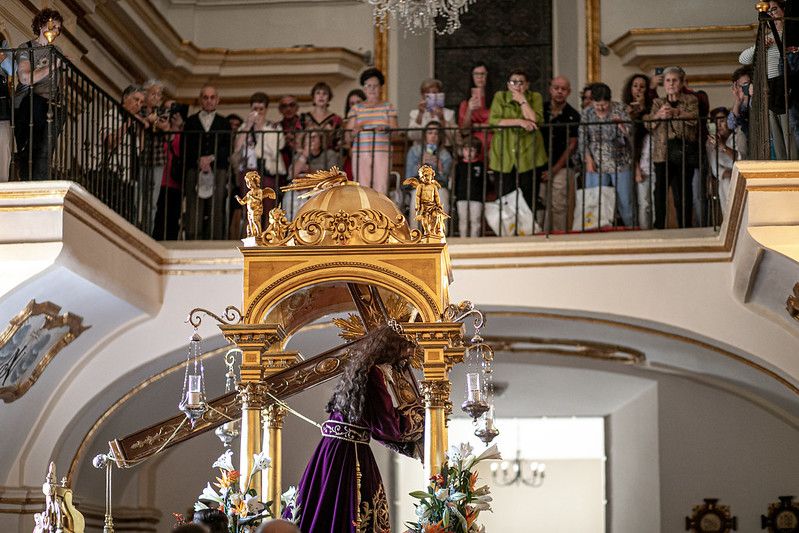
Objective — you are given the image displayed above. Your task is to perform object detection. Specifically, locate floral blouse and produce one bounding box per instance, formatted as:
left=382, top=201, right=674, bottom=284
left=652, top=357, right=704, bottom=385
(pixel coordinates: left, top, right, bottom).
left=579, top=101, right=632, bottom=174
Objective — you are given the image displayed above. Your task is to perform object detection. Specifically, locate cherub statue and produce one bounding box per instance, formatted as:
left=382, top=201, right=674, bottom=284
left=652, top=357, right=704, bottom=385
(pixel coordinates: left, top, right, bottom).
left=235, top=171, right=276, bottom=238
left=403, top=164, right=449, bottom=237
left=264, top=205, right=289, bottom=241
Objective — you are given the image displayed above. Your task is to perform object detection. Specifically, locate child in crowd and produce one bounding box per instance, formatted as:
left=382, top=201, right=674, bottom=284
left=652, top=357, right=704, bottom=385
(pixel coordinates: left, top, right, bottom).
left=455, top=137, right=486, bottom=237
left=404, top=121, right=452, bottom=230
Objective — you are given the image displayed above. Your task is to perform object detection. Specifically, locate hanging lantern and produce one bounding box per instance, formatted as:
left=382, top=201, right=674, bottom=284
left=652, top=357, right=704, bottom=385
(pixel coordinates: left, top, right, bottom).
left=474, top=405, right=499, bottom=444
left=461, top=333, right=491, bottom=420
left=215, top=350, right=240, bottom=447
left=179, top=331, right=208, bottom=427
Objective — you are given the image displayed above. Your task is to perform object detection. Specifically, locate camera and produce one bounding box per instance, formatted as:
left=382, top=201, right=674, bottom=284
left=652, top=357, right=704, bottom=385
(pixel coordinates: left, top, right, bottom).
left=655, top=67, right=664, bottom=75
left=741, top=83, right=751, bottom=97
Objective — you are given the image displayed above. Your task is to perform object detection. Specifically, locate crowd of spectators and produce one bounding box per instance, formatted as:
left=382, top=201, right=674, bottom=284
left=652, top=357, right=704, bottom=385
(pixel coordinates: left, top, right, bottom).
left=1, top=2, right=795, bottom=239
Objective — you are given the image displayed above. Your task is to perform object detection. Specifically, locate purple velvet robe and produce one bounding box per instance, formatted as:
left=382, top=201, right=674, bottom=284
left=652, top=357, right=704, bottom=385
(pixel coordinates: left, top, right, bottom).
left=287, top=366, right=424, bottom=533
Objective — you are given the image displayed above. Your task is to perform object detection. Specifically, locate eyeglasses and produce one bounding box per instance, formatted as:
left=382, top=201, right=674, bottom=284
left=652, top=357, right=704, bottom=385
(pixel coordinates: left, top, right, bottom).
left=363, top=83, right=381, bottom=90
left=508, top=79, right=526, bottom=86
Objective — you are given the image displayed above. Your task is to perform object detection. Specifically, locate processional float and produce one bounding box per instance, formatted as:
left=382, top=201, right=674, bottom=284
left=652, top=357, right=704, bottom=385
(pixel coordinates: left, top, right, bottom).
left=92, top=166, right=496, bottom=530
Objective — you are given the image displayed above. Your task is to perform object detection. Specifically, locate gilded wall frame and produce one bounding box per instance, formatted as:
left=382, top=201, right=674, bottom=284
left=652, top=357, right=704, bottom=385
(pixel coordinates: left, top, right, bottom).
left=0, top=300, right=89, bottom=403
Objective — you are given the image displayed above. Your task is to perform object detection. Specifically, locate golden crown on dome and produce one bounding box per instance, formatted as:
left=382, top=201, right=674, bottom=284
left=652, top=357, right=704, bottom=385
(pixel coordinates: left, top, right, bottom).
left=253, top=166, right=424, bottom=247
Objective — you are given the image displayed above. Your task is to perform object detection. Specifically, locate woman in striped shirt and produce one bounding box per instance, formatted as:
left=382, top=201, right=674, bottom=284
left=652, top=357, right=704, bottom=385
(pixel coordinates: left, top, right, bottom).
left=347, top=68, right=398, bottom=194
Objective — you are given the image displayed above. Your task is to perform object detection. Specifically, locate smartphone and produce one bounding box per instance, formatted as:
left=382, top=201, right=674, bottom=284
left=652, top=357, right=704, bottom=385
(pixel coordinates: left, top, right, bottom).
left=655, top=67, right=664, bottom=75
left=708, top=123, right=717, bottom=137
left=741, top=83, right=751, bottom=96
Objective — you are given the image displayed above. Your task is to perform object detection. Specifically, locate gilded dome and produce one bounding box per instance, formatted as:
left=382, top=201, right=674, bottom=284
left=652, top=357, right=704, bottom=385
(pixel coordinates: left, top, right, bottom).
left=291, top=181, right=413, bottom=245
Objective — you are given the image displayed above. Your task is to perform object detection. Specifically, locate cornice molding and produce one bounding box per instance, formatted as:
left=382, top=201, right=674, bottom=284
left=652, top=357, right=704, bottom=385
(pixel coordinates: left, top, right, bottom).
left=167, top=0, right=359, bottom=5
left=609, top=23, right=758, bottom=73
left=91, top=0, right=367, bottom=95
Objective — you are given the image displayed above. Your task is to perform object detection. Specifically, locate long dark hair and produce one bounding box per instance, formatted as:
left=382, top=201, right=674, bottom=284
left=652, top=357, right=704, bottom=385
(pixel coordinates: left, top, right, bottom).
left=345, top=88, right=366, bottom=119
left=326, top=325, right=415, bottom=423
left=468, top=61, right=493, bottom=100
left=622, top=73, right=653, bottom=111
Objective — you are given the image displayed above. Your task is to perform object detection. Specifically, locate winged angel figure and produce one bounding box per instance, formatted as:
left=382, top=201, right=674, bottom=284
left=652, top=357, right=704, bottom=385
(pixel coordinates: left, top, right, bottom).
left=403, top=164, right=449, bottom=237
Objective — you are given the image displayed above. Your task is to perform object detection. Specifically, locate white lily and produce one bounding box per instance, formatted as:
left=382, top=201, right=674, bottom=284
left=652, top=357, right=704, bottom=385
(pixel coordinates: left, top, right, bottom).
left=193, top=501, right=209, bottom=511
left=473, top=484, right=490, bottom=496
left=466, top=443, right=501, bottom=469
left=250, top=451, right=271, bottom=476
left=281, top=485, right=297, bottom=504
left=245, top=493, right=265, bottom=514
left=475, top=443, right=501, bottom=463
left=472, top=494, right=493, bottom=511
left=448, top=491, right=467, bottom=502
left=415, top=504, right=432, bottom=519
left=198, top=482, right=224, bottom=505
left=447, top=442, right=473, bottom=464
left=212, top=449, right=235, bottom=471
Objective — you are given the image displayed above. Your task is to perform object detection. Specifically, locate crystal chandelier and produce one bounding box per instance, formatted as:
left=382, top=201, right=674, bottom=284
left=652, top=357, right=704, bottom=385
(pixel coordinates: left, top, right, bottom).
left=368, top=0, right=478, bottom=35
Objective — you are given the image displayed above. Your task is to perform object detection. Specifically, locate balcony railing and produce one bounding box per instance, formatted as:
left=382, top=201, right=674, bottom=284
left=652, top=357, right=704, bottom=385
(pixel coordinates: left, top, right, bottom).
left=748, top=12, right=799, bottom=160
left=2, top=46, right=746, bottom=241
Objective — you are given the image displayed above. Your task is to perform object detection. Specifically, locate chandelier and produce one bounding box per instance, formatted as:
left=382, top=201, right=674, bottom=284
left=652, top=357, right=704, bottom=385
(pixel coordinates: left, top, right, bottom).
left=490, top=453, right=546, bottom=487
left=368, top=0, right=478, bottom=35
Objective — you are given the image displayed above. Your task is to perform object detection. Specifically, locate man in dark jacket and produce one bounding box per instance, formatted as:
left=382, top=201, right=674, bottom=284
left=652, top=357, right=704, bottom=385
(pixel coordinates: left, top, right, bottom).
left=183, top=84, right=231, bottom=240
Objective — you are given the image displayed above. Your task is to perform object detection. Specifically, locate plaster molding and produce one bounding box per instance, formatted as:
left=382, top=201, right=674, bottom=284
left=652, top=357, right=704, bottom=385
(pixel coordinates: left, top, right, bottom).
left=167, top=0, right=359, bottom=5
left=608, top=24, right=757, bottom=73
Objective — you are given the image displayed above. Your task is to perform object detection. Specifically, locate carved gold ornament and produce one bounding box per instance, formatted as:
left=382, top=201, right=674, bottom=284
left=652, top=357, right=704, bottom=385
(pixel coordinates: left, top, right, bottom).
left=0, top=300, right=89, bottom=402
left=421, top=379, right=451, bottom=407
left=259, top=207, right=418, bottom=246
left=280, top=166, right=349, bottom=198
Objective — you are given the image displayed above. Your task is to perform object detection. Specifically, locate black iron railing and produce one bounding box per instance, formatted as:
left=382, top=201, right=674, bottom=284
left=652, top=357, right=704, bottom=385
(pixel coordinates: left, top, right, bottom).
left=748, top=13, right=799, bottom=160
left=0, top=45, right=748, bottom=240
left=1, top=44, right=151, bottom=224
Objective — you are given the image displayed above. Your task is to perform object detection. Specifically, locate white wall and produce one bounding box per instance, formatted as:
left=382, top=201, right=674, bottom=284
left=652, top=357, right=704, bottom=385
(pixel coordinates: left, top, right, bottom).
left=607, top=385, right=661, bottom=533
left=152, top=0, right=374, bottom=52
left=657, top=374, right=799, bottom=532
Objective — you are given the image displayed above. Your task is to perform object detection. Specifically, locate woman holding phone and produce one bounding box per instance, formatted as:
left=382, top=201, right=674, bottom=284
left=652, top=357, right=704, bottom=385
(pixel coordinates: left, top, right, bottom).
left=459, top=62, right=493, bottom=159
left=408, top=78, right=455, bottom=145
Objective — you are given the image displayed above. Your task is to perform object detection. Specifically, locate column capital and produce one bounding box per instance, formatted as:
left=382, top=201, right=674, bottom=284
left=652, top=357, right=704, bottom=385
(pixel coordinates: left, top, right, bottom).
left=420, top=379, right=451, bottom=408
left=264, top=403, right=287, bottom=430
left=237, top=382, right=268, bottom=410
